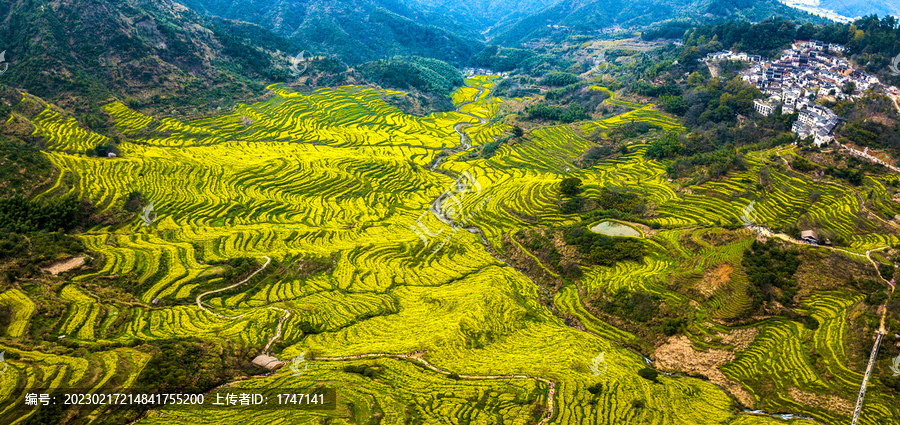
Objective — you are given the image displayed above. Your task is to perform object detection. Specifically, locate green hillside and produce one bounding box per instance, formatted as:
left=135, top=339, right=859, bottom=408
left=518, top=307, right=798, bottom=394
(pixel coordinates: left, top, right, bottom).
left=179, top=0, right=484, bottom=65
left=0, top=0, right=299, bottom=113
left=490, top=0, right=823, bottom=45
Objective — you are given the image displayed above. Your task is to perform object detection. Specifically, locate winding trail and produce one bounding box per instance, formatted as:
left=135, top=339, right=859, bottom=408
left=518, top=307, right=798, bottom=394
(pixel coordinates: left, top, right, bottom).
left=849, top=255, right=894, bottom=425
left=195, top=256, right=271, bottom=319
left=262, top=306, right=292, bottom=354
left=292, top=82, right=560, bottom=422
left=428, top=83, right=561, bottom=420
left=851, top=332, right=886, bottom=425
left=755, top=147, right=897, bottom=423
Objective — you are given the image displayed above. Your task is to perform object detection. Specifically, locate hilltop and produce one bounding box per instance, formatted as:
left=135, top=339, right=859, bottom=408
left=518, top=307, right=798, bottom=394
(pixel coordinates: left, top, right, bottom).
left=0, top=0, right=297, bottom=113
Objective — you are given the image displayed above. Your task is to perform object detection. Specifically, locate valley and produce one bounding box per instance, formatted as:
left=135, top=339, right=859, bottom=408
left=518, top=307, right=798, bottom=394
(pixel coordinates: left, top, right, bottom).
left=1, top=2, right=900, bottom=424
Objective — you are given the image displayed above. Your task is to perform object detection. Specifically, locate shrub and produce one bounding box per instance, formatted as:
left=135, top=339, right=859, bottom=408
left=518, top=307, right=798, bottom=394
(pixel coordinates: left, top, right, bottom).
left=360, top=56, right=464, bottom=96
left=343, top=364, right=383, bottom=378
left=559, top=177, right=583, bottom=196
left=638, top=368, right=659, bottom=383
left=597, top=291, right=660, bottom=323
left=0, top=195, right=88, bottom=233
left=742, top=240, right=801, bottom=308
left=563, top=226, right=644, bottom=266
left=597, top=188, right=645, bottom=214
left=560, top=197, right=584, bottom=214
left=645, top=132, right=683, bottom=160
left=660, top=318, right=684, bottom=336
left=527, top=104, right=589, bottom=123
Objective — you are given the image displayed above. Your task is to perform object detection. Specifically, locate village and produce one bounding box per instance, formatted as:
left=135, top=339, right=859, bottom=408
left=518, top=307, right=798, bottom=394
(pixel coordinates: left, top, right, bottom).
left=705, top=40, right=897, bottom=152
left=462, top=67, right=510, bottom=78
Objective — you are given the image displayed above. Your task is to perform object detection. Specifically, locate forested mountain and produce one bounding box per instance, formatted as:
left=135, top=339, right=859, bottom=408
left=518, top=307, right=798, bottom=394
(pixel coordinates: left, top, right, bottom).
left=489, top=0, right=822, bottom=45
left=0, top=0, right=296, bottom=112
left=816, top=0, right=900, bottom=19
left=398, top=0, right=560, bottom=33
left=176, top=0, right=484, bottom=65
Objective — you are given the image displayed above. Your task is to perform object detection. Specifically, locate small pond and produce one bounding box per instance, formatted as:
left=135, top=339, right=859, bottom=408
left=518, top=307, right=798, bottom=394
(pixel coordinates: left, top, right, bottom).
left=589, top=221, right=641, bottom=237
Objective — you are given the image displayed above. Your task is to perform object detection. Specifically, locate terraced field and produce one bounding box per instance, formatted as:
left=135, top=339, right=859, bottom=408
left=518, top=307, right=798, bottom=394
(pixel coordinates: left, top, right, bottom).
left=3, top=79, right=899, bottom=424
left=0, top=289, right=34, bottom=338
left=722, top=291, right=900, bottom=424
left=140, top=357, right=549, bottom=425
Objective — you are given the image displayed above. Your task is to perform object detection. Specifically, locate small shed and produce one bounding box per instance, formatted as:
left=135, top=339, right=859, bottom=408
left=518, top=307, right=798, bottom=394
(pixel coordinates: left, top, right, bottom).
left=108, top=152, right=117, bottom=158
left=251, top=355, right=285, bottom=370
left=800, top=230, right=818, bottom=244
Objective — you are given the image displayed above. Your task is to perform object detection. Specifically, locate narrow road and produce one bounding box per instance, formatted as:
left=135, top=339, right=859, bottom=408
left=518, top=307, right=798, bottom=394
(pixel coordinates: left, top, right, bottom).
left=769, top=145, right=895, bottom=421
left=196, top=256, right=271, bottom=319
left=850, top=332, right=885, bottom=425
left=754, top=225, right=893, bottom=424
left=205, top=81, right=558, bottom=423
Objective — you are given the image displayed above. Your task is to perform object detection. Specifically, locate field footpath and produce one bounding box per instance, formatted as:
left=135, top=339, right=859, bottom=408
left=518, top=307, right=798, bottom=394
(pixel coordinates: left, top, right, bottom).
left=262, top=306, right=292, bottom=354
left=195, top=256, right=272, bottom=319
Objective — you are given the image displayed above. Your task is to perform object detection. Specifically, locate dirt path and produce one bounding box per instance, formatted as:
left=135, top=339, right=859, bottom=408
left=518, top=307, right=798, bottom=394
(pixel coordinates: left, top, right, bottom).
left=195, top=256, right=271, bottom=319
left=262, top=306, right=291, bottom=354
left=850, top=332, right=885, bottom=425
left=429, top=84, right=487, bottom=171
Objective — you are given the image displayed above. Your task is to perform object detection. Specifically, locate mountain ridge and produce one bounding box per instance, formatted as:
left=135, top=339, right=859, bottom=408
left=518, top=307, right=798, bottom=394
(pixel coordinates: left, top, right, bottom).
left=176, top=0, right=484, bottom=64
left=0, top=0, right=296, bottom=113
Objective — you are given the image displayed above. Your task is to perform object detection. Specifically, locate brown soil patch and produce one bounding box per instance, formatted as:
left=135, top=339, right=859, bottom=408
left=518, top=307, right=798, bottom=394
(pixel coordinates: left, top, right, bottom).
left=653, top=335, right=755, bottom=407
left=549, top=231, right=580, bottom=260
left=699, top=228, right=743, bottom=246
left=695, top=263, right=734, bottom=297
left=42, top=256, right=87, bottom=276
left=787, top=387, right=853, bottom=413
left=720, top=328, right=758, bottom=351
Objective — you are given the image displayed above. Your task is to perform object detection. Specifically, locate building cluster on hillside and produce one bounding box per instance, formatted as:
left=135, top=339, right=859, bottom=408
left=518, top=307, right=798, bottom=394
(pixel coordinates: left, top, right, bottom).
left=791, top=104, right=840, bottom=146
left=705, top=40, right=891, bottom=147
left=705, top=50, right=762, bottom=63
left=740, top=40, right=876, bottom=101
left=463, top=68, right=509, bottom=78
